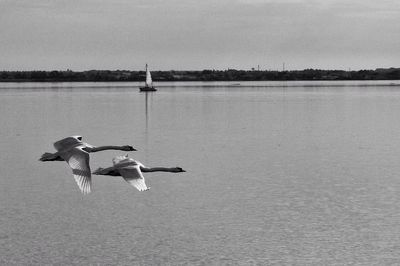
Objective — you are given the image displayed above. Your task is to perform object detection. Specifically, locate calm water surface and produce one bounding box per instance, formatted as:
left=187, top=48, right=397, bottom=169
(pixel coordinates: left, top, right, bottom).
left=1, top=81, right=400, bottom=265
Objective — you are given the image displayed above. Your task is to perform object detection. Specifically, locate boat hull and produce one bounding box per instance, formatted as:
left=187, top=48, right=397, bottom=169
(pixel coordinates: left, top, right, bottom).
left=140, top=87, right=157, bottom=92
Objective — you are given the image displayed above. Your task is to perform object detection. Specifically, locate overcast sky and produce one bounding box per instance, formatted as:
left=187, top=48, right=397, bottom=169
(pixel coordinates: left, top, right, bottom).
left=0, top=0, right=399, bottom=71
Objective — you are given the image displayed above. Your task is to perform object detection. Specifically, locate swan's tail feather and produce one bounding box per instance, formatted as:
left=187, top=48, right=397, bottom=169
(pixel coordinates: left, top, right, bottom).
left=39, top=152, right=63, bottom=161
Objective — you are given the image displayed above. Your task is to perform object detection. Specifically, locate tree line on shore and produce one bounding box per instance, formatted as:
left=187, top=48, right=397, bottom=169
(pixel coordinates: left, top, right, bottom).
left=0, top=68, right=399, bottom=82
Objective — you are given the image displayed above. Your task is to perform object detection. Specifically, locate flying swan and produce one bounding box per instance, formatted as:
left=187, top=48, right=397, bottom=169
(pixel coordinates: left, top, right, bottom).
left=92, top=155, right=185, bottom=191
left=39, top=136, right=136, bottom=194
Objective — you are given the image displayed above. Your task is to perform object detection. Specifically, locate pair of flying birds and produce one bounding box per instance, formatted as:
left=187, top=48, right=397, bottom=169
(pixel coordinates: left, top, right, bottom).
left=40, top=136, right=185, bottom=194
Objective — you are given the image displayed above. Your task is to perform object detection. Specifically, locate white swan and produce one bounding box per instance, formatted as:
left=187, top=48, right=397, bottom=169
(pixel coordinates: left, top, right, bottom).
left=39, top=136, right=136, bottom=194
left=92, top=155, right=185, bottom=191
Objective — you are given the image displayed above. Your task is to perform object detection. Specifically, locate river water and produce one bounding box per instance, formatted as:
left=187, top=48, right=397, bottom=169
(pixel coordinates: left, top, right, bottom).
left=1, top=81, right=400, bottom=265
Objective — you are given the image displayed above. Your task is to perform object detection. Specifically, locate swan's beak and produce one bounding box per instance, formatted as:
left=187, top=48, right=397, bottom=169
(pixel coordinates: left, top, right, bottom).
left=178, top=167, right=186, bottom=172
left=126, top=146, right=137, bottom=151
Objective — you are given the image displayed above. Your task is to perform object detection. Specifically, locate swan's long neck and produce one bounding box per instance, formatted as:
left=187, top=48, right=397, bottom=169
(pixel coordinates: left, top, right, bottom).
left=88, top=146, right=127, bottom=152
left=141, top=167, right=178, bottom=173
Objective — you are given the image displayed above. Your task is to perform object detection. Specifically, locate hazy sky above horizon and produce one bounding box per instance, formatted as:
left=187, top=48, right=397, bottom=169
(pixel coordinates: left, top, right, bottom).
left=0, top=0, right=399, bottom=71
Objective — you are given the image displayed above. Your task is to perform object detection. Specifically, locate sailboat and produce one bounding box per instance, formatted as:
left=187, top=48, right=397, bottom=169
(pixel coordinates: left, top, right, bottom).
left=140, top=64, right=157, bottom=92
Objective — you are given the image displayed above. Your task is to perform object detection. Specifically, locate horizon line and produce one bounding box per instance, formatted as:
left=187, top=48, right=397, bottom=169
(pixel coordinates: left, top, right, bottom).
left=1, top=67, right=399, bottom=72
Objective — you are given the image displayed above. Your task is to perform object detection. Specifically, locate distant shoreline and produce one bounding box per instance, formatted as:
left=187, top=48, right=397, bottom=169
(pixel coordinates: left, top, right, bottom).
left=1, top=68, right=399, bottom=82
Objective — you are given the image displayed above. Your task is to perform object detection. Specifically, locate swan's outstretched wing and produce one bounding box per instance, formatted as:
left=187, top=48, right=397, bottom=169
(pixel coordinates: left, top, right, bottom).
left=53, top=136, right=82, bottom=151
left=119, top=166, right=149, bottom=192
left=64, top=148, right=92, bottom=194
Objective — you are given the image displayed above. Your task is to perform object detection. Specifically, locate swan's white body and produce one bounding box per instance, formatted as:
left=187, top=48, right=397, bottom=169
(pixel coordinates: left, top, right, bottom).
left=93, top=155, right=185, bottom=192
left=115, top=157, right=150, bottom=191
left=40, top=136, right=136, bottom=194
left=53, top=136, right=93, bottom=194
left=95, top=156, right=150, bottom=191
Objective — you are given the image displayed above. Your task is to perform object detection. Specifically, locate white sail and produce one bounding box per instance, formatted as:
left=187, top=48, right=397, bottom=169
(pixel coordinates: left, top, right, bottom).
left=145, top=64, right=152, bottom=87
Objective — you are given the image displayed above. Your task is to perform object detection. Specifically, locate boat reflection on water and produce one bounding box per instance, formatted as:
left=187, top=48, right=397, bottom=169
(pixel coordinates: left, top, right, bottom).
left=141, top=91, right=153, bottom=162
left=144, top=91, right=150, bottom=131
